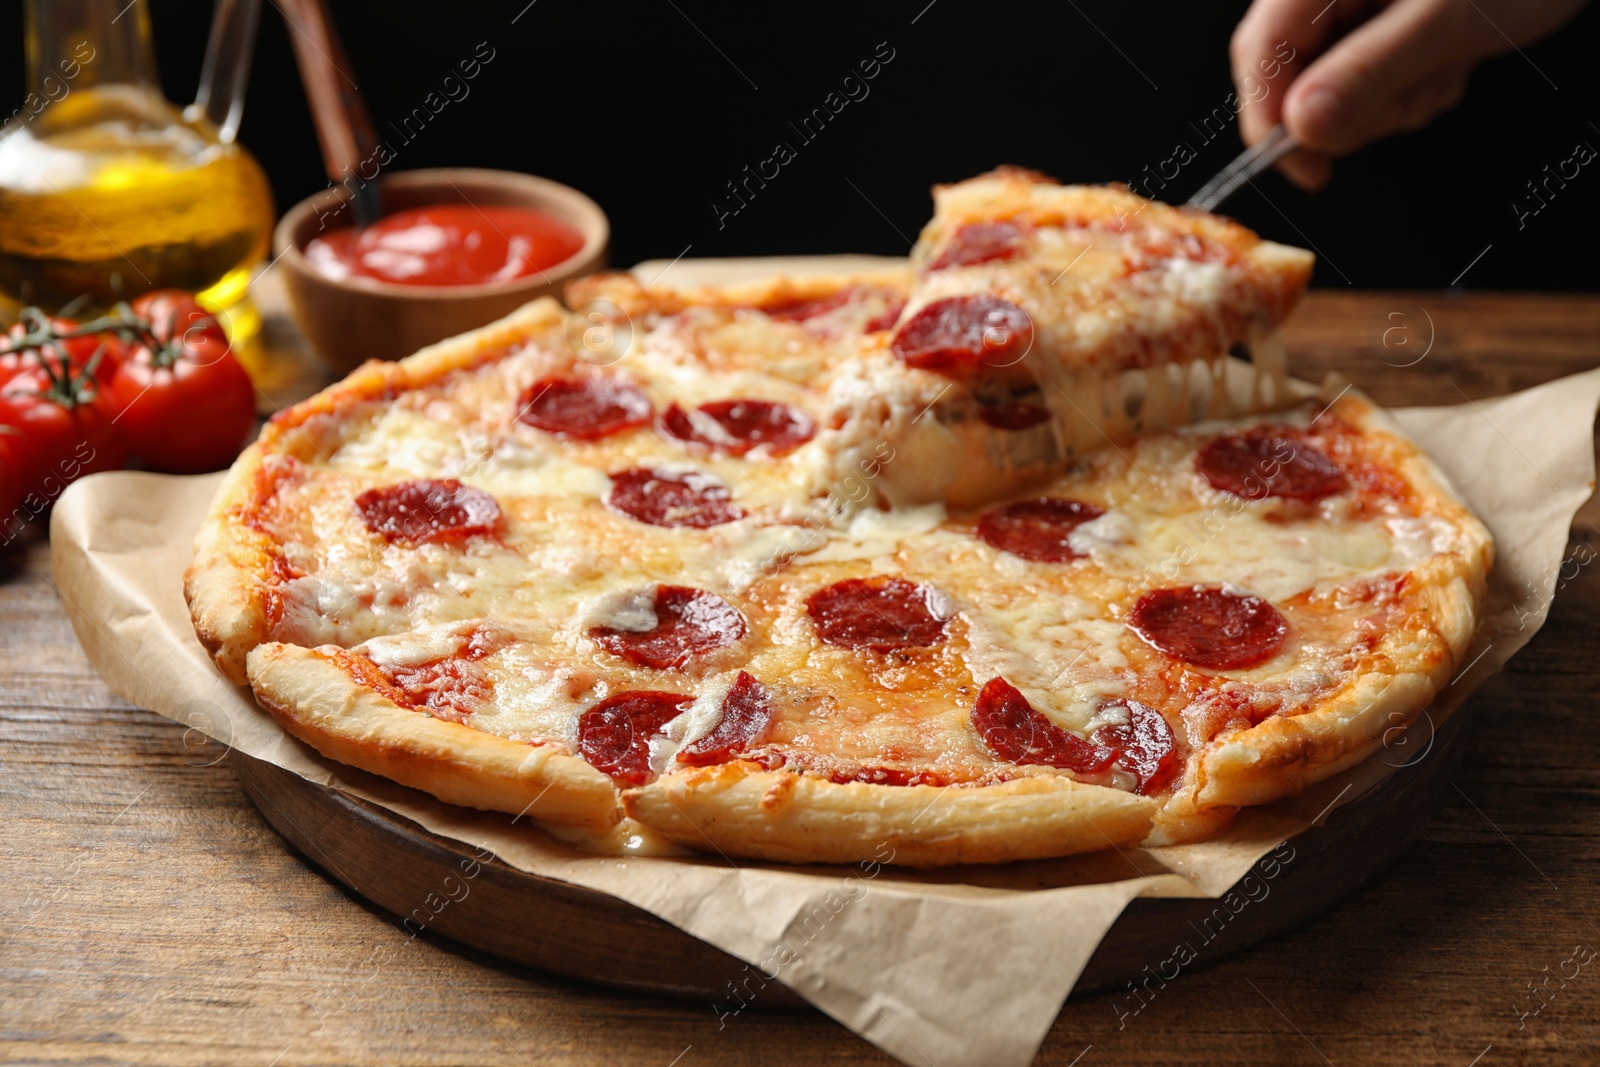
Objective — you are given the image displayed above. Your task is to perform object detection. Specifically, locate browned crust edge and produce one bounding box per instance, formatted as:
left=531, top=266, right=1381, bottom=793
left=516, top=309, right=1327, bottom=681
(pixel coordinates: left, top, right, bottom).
left=563, top=267, right=913, bottom=321
left=1152, top=386, right=1494, bottom=842
left=624, top=762, right=1157, bottom=868
left=246, top=641, right=621, bottom=829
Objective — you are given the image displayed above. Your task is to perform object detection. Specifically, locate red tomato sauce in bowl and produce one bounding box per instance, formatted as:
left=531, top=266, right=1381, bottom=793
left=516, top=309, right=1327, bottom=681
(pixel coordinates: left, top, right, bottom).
left=304, top=204, right=585, bottom=287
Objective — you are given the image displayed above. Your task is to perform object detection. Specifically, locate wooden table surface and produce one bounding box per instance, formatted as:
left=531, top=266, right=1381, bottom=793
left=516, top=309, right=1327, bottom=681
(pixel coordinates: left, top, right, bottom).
left=4, top=283, right=1600, bottom=1067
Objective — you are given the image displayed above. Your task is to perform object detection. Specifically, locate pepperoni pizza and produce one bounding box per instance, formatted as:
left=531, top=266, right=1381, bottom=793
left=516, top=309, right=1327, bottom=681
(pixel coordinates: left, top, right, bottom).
left=188, top=172, right=1492, bottom=866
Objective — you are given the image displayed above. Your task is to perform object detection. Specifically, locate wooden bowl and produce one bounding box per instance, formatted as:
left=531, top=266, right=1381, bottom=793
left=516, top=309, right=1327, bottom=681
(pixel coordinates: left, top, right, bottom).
left=273, top=168, right=608, bottom=371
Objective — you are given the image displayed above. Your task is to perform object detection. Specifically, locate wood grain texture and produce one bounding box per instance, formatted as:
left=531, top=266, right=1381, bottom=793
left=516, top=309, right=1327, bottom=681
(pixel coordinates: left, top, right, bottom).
left=3, top=286, right=1599, bottom=1066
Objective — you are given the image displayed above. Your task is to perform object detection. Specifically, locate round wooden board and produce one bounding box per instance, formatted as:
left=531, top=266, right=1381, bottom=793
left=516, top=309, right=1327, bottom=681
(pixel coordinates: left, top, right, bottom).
left=232, top=708, right=1468, bottom=1009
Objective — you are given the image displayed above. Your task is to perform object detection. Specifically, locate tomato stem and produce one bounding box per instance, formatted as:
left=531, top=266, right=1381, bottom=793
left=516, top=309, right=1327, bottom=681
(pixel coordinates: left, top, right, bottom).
left=2, top=339, right=103, bottom=410
left=0, top=311, right=153, bottom=359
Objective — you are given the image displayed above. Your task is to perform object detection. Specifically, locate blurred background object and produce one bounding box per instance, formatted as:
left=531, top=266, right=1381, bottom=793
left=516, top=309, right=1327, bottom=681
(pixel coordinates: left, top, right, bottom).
left=273, top=168, right=608, bottom=370
left=3, top=0, right=1596, bottom=291
left=0, top=0, right=273, bottom=336
left=272, top=0, right=383, bottom=227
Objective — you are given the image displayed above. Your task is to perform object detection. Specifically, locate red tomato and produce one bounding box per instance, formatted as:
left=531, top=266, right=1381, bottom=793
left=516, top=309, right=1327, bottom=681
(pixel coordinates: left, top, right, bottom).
left=0, top=363, right=129, bottom=512
left=109, top=291, right=255, bottom=473
left=0, top=434, right=25, bottom=545
left=132, top=291, right=229, bottom=350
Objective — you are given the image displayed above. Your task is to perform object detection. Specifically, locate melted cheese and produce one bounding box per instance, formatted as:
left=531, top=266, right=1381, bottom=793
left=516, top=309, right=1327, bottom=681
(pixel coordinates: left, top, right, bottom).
left=800, top=504, right=949, bottom=564
left=360, top=625, right=469, bottom=668
left=575, top=587, right=658, bottom=633
left=648, top=671, right=740, bottom=773
left=1036, top=413, right=1441, bottom=609
left=958, top=591, right=1132, bottom=731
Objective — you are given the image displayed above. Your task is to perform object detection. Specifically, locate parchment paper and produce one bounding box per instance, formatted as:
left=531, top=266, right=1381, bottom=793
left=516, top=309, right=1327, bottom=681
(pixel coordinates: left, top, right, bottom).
left=48, top=317, right=1600, bottom=1067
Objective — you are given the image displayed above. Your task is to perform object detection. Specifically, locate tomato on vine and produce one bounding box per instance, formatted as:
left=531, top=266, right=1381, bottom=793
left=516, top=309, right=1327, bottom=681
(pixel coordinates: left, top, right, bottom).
left=0, top=349, right=129, bottom=512
left=108, top=291, right=257, bottom=474
left=2, top=308, right=127, bottom=388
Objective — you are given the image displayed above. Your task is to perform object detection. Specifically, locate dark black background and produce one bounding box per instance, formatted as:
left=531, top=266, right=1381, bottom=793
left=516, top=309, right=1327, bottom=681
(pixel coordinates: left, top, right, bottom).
left=8, top=0, right=1600, bottom=290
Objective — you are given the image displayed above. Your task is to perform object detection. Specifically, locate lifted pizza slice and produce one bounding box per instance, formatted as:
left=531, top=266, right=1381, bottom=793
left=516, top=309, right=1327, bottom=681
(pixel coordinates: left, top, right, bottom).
left=892, top=166, right=1316, bottom=465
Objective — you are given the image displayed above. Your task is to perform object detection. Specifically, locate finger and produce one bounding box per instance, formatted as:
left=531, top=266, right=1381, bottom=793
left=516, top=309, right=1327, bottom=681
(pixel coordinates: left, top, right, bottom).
left=1282, top=0, right=1497, bottom=155
left=1277, top=70, right=1465, bottom=190
left=1230, top=0, right=1345, bottom=145
left=1276, top=70, right=1467, bottom=191
left=1278, top=148, right=1333, bottom=191
left=1391, top=66, right=1469, bottom=132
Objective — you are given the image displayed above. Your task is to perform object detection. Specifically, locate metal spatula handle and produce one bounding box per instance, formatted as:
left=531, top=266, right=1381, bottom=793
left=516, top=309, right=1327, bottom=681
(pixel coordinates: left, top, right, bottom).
left=1186, top=124, right=1299, bottom=213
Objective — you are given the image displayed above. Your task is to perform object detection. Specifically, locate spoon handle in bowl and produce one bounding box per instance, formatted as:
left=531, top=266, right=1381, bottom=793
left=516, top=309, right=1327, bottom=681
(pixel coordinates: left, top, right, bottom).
left=275, top=0, right=383, bottom=226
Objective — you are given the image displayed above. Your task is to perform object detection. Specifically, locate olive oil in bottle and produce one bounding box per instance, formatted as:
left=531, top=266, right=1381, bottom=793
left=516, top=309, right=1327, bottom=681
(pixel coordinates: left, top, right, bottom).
left=0, top=0, right=273, bottom=330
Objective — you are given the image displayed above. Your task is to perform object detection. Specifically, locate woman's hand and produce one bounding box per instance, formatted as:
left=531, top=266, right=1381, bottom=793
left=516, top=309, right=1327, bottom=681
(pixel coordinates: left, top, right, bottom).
left=1231, top=0, right=1589, bottom=189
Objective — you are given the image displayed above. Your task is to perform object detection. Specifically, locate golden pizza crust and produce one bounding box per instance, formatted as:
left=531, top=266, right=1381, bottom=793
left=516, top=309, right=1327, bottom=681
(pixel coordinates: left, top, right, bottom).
left=184, top=299, right=572, bottom=684
left=627, top=762, right=1157, bottom=867
left=185, top=455, right=278, bottom=684
left=564, top=266, right=913, bottom=320
left=248, top=641, right=621, bottom=829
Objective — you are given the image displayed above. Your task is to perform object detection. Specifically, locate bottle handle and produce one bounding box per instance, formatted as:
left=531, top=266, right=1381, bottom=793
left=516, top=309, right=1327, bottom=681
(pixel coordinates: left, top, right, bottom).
left=190, top=0, right=262, bottom=143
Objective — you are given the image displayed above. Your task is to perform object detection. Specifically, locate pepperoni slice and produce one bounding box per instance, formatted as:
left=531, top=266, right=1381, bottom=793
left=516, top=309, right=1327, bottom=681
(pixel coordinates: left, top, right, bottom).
left=1127, top=586, right=1288, bottom=670
left=659, top=399, right=816, bottom=456
left=605, top=468, right=744, bottom=528
left=929, top=221, right=1027, bottom=271
left=577, top=690, right=692, bottom=785
left=890, top=295, right=1033, bottom=372
left=972, top=678, right=1116, bottom=772
left=1092, top=700, right=1177, bottom=795
left=517, top=375, right=652, bottom=440
left=806, top=577, right=947, bottom=651
left=355, top=479, right=501, bottom=544
left=975, top=498, right=1105, bottom=563
left=976, top=400, right=1050, bottom=431
left=590, top=585, right=746, bottom=670
left=1195, top=429, right=1347, bottom=502
left=677, top=671, right=773, bottom=765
